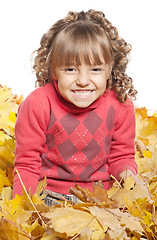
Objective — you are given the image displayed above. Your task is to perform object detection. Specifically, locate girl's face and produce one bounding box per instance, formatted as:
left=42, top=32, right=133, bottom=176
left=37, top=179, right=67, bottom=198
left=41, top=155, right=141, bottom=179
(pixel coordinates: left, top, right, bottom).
left=53, top=60, right=110, bottom=108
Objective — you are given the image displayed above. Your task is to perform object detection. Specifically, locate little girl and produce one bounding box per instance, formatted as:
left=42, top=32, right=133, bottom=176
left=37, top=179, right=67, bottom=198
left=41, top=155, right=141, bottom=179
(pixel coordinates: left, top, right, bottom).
left=13, top=9, right=138, bottom=205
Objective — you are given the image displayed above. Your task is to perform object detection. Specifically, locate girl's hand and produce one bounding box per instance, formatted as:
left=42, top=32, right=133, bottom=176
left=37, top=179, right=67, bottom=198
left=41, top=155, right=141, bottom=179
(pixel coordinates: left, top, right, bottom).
left=119, top=170, right=145, bottom=187
left=119, top=169, right=152, bottom=202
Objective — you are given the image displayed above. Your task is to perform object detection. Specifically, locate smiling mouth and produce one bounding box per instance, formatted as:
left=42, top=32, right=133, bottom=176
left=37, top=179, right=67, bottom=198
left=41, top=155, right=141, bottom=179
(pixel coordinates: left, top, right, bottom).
left=72, top=90, right=94, bottom=96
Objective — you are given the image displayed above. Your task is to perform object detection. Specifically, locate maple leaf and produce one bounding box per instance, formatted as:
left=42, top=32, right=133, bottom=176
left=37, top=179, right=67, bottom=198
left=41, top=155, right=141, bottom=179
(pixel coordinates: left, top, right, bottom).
left=44, top=206, right=105, bottom=239
left=136, top=147, right=157, bottom=181
left=70, top=181, right=115, bottom=207
left=108, top=175, right=151, bottom=208
left=1, top=186, right=12, bottom=201
left=0, top=169, right=12, bottom=193
left=89, top=206, right=143, bottom=233
left=35, top=176, right=47, bottom=196
left=0, top=218, right=31, bottom=240
left=0, top=139, right=15, bottom=170
left=0, top=85, right=22, bottom=141
left=135, top=107, right=157, bottom=151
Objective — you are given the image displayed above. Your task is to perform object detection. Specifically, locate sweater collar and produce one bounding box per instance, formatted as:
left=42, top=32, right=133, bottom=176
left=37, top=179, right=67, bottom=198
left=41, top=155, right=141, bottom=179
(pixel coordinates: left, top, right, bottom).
left=52, top=80, right=104, bottom=114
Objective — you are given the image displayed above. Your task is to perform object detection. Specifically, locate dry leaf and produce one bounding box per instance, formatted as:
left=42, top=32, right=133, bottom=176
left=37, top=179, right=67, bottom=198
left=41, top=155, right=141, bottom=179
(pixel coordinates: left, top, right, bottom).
left=36, top=176, right=47, bottom=196
left=0, top=218, right=31, bottom=240
left=44, top=206, right=105, bottom=239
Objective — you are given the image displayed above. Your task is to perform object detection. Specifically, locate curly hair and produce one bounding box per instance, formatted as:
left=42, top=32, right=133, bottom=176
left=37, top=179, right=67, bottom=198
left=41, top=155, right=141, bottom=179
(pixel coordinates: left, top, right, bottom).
left=32, top=9, right=137, bottom=102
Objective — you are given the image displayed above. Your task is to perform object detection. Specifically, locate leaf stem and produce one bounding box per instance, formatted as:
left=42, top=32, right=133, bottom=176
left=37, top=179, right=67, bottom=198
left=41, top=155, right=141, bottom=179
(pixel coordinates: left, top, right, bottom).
left=1, top=217, right=32, bottom=239
left=15, top=168, right=47, bottom=229
left=71, top=216, right=96, bottom=240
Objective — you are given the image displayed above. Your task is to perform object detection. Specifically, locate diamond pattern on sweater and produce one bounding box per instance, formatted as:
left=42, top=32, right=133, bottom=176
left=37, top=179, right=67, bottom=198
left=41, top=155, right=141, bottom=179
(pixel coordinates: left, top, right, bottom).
left=79, top=164, right=95, bottom=181
left=70, top=125, right=92, bottom=150
left=58, top=139, right=77, bottom=161
left=46, top=134, right=55, bottom=150
left=44, top=108, right=114, bottom=182
left=48, top=110, right=57, bottom=130
left=97, top=164, right=107, bottom=172
left=104, top=134, right=112, bottom=154
left=83, top=111, right=103, bottom=134
left=60, top=113, right=80, bottom=135
left=50, top=122, right=68, bottom=146
left=41, top=152, right=54, bottom=170
left=106, top=105, right=115, bottom=131
left=57, top=164, right=75, bottom=179
left=82, top=139, right=101, bottom=161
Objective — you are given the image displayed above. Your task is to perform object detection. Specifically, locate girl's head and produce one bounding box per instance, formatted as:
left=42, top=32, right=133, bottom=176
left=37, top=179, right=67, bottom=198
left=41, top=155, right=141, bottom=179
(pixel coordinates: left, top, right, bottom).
left=48, top=20, right=112, bottom=71
left=33, top=10, right=137, bottom=103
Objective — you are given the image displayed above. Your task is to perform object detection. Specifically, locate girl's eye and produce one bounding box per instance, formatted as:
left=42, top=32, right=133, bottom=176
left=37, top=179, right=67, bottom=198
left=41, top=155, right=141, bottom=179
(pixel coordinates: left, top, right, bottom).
left=91, top=68, right=102, bottom=72
left=64, top=68, right=76, bottom=72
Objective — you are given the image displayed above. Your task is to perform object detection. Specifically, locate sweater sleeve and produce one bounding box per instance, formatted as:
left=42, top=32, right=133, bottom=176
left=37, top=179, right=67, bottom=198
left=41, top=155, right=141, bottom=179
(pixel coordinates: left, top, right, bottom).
left=108, top=100, right=138, bottom=180
left=13, top=91, right=49, bottom=197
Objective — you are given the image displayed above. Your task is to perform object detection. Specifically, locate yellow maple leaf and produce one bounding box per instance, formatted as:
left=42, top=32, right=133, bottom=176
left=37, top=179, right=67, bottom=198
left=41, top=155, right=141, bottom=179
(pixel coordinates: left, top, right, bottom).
left=1, top=186, right=12, bottom=200
left=143, top=210, right=153, bottom=227
left=9, top=111, right=17, bottom=124
left=135, top=107, right=157, bottom=148
left=89, top=206, right=143, bottom=234
left=109, top=181, right=150, bottom=209
left=0, top=85, right=22, bottom=106
left=41, top=229, right=58, bottom=240
left=0, top=169, right=11, bottom=193
left=0, top=218, right=31, bottom=240
left=123, top=175, right=135, bottom=190
left=0, top=139, right=16, bottom=170
left=137, top=147, right=157, bottom=181
left=0, top=114, right=15, bottom=137
left=0, top=131, right=11, bottom=142
left=88, top=206, right=120, bottom=231
left=44, top=207, right=105, bottom=239
left=70, top=182, right=114, bottom=207
left=143, top=150, right=152, bottom=158
left=35, top=176, right=47, bottom=196
left=0, top=85, right=22, bottom=142
left=21, top=219, right=42, bottom=234
left=0, top=85, right=13, bottom=102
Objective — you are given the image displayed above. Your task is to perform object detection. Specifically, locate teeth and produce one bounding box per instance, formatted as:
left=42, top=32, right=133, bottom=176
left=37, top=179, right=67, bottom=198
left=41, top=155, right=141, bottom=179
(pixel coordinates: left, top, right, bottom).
left=75, top=91, right=92, bottom=95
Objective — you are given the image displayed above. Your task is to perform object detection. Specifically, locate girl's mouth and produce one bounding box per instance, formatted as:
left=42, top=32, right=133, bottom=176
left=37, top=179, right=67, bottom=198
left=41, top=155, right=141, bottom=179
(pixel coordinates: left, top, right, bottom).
left=72, top=90, right=94, bottom=97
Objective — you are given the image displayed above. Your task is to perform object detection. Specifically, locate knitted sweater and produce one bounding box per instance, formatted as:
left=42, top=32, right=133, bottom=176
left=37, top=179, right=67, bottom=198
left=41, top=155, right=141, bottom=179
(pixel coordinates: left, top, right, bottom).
left=13, top=82, right=138, bottom=196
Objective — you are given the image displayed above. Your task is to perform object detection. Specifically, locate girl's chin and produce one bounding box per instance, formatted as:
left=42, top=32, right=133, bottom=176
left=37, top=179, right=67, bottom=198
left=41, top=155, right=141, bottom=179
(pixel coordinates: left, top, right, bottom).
left=71, top=99, right=95, bottom=108
left=70, top=91, right=96, bottom=108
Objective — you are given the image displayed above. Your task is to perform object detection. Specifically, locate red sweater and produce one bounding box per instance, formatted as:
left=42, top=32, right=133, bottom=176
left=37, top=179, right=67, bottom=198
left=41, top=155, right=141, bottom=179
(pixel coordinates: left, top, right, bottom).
left=13, top=82, right=137, bottom=196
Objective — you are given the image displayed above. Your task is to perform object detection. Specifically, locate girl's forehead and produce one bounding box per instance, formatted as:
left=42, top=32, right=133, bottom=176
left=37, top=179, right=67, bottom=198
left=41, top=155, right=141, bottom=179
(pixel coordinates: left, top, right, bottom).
left=67, top=51, right=106, bottom=65
left=50, top=24, right=113, bottom=68
left=57, top=50, right=106, bottom=67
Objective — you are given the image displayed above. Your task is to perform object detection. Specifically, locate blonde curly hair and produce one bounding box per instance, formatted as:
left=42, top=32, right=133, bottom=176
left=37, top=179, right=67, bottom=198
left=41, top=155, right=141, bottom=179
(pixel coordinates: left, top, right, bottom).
left=33, top=9, right=137, bottom=102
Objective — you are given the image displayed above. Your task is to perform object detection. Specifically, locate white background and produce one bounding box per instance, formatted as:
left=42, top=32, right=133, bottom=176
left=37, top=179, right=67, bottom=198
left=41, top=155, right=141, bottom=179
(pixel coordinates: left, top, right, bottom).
left=0, top=0, right=157, bottom=111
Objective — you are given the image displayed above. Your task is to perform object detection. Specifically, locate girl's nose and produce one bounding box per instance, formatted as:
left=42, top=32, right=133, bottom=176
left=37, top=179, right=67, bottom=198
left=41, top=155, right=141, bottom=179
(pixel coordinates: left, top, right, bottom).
left=76, top=71, right=90, bottom=87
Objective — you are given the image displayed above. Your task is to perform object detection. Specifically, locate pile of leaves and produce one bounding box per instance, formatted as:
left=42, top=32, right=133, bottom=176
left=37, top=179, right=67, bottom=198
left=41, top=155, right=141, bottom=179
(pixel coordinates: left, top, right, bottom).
left=0, top=84, right=157, bottom=240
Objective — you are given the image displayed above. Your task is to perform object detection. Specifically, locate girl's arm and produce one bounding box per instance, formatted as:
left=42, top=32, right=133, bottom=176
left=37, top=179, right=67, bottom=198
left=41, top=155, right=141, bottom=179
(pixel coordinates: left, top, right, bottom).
left=108, top=100, right=138, bottom=181
left=13, top=92, right=48, bottom=197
